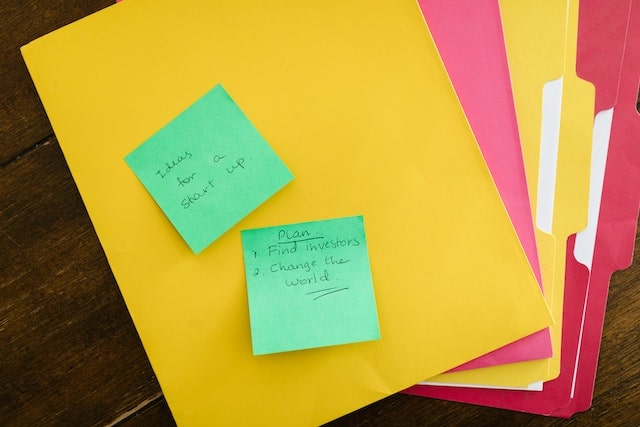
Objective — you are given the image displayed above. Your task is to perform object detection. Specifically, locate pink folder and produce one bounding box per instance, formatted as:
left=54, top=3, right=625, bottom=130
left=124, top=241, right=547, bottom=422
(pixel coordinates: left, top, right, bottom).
left=405, top=0, right=636, bottom=415
left=559, top=0, right=640, bottom=413
left=417, top=0, right=550, bottom=372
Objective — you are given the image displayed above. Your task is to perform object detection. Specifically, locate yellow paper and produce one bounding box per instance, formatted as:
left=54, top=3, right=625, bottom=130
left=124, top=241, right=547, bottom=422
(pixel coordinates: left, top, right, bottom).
left=427, top=0, right=594, bottom=387
left=21, top=0, right=552, bottom=424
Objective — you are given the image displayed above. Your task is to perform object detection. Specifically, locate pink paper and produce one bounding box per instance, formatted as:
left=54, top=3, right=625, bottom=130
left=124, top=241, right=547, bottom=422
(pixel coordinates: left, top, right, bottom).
left=418, top=0, right=550, bottom=371
left=558, top=0, right=640, bottom=412
left=406, top=0, right=635, bottom=416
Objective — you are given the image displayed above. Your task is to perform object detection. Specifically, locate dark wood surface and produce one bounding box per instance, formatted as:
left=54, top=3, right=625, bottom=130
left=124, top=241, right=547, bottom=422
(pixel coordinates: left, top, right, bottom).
left=1, top=2, right=639, bottom=426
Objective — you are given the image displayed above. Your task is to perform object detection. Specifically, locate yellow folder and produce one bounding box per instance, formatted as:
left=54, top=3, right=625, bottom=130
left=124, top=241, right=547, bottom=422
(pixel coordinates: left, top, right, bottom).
left=426, top=0, right=594, bottom=388
left=21, top=0, right=551, bottom=424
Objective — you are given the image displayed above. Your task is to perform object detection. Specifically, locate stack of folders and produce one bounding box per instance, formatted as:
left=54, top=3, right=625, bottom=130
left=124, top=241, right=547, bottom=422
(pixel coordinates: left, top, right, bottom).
left=20, top=0, right=640, bottom=424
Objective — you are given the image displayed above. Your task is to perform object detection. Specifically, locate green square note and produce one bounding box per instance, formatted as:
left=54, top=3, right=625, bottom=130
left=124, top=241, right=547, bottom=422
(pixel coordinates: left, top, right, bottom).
left=241, top=215, right=380, bottom=355
left=125, top=84, right=293, bottom=253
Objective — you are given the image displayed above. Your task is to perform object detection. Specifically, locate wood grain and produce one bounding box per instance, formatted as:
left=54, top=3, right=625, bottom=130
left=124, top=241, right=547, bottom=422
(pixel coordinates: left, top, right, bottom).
left=0, top=140, right=162, bottom=426
left=1, top=2, right=638, bottom=426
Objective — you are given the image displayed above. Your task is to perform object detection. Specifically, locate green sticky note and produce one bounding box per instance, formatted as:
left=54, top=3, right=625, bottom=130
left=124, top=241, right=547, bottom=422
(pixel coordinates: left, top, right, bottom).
left=241, top=215, right=380, bottom=355
left=125, top=84, right=293, bottom=254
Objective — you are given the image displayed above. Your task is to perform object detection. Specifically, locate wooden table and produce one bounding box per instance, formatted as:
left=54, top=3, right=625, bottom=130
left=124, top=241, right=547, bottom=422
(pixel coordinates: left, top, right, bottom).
left=2, top=2, right=639, bottom=425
